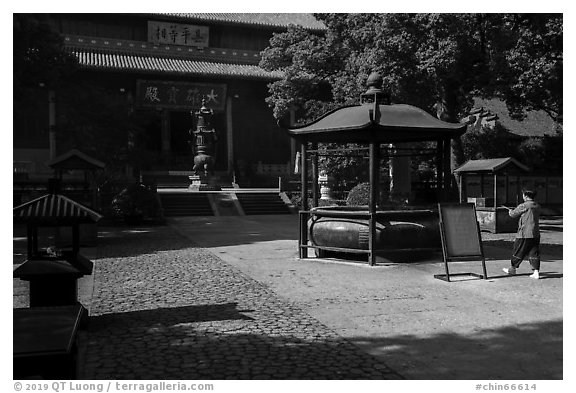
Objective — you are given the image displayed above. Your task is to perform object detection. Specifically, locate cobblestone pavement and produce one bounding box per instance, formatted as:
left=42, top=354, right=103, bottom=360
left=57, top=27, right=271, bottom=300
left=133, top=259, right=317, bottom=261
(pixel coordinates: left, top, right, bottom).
left=81, top=225, right=403, bottom=380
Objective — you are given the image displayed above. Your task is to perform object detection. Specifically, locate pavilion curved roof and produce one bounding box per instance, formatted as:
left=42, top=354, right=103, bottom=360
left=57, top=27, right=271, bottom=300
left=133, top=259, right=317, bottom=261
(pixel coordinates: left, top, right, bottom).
left=286, top=103, right=467, bottom=143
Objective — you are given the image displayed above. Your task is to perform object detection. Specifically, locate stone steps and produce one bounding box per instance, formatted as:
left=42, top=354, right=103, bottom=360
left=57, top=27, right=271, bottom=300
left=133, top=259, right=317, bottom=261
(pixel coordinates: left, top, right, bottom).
left=159, top=193, right=214, bottom=216
left=236, top=193, right=291, bottom=215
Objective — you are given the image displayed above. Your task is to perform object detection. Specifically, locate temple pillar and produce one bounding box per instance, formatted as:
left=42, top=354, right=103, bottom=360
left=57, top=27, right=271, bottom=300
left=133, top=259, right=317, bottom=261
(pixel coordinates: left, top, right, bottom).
left=226, top=96, right=234, bottom=173
left=48, top=90, right=56, bottom=160
left=161, top=109, right=171, bottom=155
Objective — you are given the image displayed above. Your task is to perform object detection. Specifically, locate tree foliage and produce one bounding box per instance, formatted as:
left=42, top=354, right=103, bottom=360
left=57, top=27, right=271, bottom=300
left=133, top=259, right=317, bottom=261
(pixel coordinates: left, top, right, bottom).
left=460, top=123, right=518, bottom=160
left=261, top=13, right=562, bottom=126
left=13, top=14, right=148, bottom=184
left=460, top=121, right=563, bottom=173
left=260, top=13, right=562, bottom=180
left=478, top=14, right=563, bottom=122
left=13, top=14, right=78, bottom=90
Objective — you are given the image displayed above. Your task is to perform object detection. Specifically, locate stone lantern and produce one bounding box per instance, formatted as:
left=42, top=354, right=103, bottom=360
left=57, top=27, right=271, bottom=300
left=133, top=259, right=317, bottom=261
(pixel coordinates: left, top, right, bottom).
left=318, top=170, right=334, bottom=201
left=189, top=99, right=220, bottom=191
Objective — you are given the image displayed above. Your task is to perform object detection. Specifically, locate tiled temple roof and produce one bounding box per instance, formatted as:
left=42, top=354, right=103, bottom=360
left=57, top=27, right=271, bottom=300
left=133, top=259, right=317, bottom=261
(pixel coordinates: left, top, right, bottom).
left=472, top=98, right=559, bottom=137
left=60, top=13, right=323, bottom=80
left=148, top=13, right=326, bottom=31
left=68, top=46, right=283, bottom=80
left=64, top=35, right=264, bottom=65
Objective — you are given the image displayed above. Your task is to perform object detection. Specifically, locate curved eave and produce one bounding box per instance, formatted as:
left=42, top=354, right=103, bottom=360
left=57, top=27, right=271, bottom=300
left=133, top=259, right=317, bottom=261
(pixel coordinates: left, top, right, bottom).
left=69, top=47, right=283, bottom=81
left=287, top=104, right=467, bottom=142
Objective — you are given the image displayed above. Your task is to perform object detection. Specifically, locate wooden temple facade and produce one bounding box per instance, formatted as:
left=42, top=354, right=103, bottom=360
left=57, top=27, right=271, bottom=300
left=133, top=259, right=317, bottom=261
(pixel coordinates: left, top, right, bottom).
left=14, top=13, right=326, bottom=186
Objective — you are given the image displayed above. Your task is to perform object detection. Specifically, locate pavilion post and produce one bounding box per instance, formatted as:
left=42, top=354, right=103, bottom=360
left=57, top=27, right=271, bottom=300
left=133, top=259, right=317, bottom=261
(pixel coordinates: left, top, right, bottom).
left=300, top=141, right=309, bottom=258
left=443, top=137, right=452, bottom=201
left=369, top=140, right=380, bottom=266
left=311, top=142, right=319, bottom=208
left=436, top=139, right=444, bottom=200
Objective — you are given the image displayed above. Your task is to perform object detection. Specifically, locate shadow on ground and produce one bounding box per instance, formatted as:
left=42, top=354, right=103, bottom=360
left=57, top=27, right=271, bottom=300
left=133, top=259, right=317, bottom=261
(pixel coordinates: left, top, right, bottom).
left=351, top=319, right=563, bottom=380
left=483, top=239, right=563, bottom=258
left=13, top=223, right=196, bottom=261
left=84, top=303, right=401, bottom=380
left=94, top=225, right=198, bottom=258
left=83, top=303, right=562, bottom=380
left=91, top=302, right=254, bottom=324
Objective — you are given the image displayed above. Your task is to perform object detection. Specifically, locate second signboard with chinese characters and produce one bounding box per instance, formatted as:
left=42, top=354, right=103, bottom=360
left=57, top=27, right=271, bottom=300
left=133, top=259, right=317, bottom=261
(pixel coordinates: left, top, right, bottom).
left=136, top=80, right=227, bottom=112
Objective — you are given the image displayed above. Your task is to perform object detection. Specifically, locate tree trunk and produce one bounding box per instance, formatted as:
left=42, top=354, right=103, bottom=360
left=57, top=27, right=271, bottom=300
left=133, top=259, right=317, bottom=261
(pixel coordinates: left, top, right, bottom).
left=437, top=82, right=466, bottom=199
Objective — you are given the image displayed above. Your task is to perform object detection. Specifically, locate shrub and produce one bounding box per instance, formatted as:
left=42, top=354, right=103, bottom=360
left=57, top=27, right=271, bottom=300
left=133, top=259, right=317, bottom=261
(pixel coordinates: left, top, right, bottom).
left=346, top=182, right=373, bottom=206
left=346, top=182, right=398, bottom=207
left=111, top=183, right=162, bottom=223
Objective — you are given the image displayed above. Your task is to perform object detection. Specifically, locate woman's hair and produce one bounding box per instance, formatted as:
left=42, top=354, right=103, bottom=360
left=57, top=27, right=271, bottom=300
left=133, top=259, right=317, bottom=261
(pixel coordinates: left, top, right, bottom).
left=522, top=189, right=537, bottom=199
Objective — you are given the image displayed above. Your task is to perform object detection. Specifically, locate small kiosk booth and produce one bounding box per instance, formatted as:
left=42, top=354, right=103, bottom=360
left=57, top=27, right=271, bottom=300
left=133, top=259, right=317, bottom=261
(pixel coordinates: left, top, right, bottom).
left=46, top=149, right=105, bottom=246
left=283, top=72, right=467, bottom=265
left=46, top=148, right=105, bottom=208
left=454, top=157, right=530, bottom=233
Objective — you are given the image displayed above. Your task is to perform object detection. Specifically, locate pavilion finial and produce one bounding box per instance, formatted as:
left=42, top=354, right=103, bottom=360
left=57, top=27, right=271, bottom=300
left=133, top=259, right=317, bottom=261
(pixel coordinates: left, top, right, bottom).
left=366, top=72, right=383, bottom=90
left=360, top=71, right=390, bottom=105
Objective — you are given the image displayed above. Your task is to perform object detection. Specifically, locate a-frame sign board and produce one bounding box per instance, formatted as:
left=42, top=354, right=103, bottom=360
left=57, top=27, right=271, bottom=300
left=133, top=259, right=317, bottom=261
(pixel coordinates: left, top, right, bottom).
left=436, top=203, right=488, bottom=282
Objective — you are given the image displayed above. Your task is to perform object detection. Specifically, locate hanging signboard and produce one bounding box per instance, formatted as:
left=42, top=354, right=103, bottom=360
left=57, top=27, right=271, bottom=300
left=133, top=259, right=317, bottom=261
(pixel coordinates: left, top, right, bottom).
left=148, top=21, right=209, bottom=47
left=136, top=80, right=227, bottom=111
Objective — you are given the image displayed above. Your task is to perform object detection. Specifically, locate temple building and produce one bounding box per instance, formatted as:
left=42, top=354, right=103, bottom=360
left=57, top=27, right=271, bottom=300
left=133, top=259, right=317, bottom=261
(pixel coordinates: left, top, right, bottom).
left=13, top=13, right=326, bottom=187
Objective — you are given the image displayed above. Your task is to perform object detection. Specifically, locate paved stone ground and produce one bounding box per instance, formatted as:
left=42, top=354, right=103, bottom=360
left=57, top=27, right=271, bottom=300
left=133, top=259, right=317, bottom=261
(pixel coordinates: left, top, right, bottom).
left=12, top=215, right=562, bottom=380
left=168, top=215, right=563, bottom=380
left=79, top=225, right=402, bottom=380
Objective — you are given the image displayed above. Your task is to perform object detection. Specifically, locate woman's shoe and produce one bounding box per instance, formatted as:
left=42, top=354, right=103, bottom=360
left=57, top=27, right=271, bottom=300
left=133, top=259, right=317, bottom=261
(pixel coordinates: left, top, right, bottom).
left=503, top=267, right=516, bottom=275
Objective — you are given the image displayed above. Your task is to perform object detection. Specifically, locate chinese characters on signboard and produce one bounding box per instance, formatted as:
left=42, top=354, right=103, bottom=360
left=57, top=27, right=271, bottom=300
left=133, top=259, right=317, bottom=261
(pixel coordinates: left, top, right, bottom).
left=148, top=21, right=209, bottom=47
left=136, top=80, right=227, bottom=111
